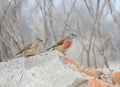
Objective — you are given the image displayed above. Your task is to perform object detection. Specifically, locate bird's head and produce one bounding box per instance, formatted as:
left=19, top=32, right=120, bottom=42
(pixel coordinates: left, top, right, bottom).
left=36, top=37, right=43, bottom=44
left=63, top=40, right=73, bottom=49
left=65, top=33, right=77, bottom=40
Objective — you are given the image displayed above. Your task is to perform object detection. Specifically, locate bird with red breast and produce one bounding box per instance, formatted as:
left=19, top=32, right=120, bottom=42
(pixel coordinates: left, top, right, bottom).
left=47, top=33, right=77, bottom=54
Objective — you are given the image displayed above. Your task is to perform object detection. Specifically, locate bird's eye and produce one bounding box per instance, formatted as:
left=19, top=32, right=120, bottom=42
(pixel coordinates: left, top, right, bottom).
left=40, top=40, right=43, bottom=42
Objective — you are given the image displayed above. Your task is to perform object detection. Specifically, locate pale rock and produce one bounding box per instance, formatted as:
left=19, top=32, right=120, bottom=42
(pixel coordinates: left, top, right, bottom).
left=0, top=51, right=86, bottom=87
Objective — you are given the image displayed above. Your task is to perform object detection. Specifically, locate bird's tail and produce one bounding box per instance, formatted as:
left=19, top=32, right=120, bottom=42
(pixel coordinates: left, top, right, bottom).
left=16, top=51, right=21, bottom=56
left=15, top=51, right=22, bottom=58
left=46, top=45, right=56, bottom=51
left=16, top=53, right=19, bottom=56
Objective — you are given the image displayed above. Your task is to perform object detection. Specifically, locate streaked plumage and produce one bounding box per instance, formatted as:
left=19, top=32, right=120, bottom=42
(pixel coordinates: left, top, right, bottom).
left=16, top=38, right=43, bottom=57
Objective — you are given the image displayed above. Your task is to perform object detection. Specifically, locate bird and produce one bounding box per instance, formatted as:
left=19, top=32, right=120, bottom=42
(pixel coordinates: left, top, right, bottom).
left=47, top=33, right=77, bottom=51
left=16, top=37, right=43, bottom=57
left=48, top=39, right=73, bottom=54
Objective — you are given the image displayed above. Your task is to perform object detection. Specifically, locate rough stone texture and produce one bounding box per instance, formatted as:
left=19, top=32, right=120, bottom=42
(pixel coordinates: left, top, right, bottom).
left=100, top=69, right=113, bottom=85
left=0, top=51, right=86, bottom=87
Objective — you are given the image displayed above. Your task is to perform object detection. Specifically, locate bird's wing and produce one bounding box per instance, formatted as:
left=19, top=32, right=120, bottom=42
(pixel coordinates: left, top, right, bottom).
left=22, top=43, right=33, bottom=51
left=56, top=38, right=66, bottom=46
left=16, top=43, right=33, bottom=55
left=31, top=42, right=37, bottom=48
left=47, top=45, right=56, bottom=51
left=47, top=38, right=65, bottom=51
left=54, top=45, right=65, bottom=52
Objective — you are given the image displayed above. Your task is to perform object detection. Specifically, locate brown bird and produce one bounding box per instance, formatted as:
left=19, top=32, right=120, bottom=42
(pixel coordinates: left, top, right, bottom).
left=47, top=33, right=77, bottom=51
left=16, top=38, right=43, bottom=57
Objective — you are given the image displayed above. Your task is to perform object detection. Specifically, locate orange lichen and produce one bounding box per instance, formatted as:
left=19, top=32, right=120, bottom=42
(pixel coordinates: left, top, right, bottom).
left=64, top=56, right=81, bottom=71
left=87, top=77, right=112, bottom=87
left=112, top=71, right=120, bottom=85
left=81, top=67, right=102, bottom=79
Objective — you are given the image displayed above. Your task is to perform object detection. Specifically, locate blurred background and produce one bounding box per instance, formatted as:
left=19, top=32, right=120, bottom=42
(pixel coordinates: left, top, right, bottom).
left=0, top=0, right=120, bottom=70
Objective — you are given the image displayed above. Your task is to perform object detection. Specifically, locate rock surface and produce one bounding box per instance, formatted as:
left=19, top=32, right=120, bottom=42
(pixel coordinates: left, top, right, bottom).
left=0, top=51, right=86, bottom=87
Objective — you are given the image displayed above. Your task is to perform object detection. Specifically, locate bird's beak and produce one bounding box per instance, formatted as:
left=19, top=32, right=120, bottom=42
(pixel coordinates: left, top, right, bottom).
left=72, top=34, right=77, bottom=37
left=40, top=40, right=43, bottom=42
